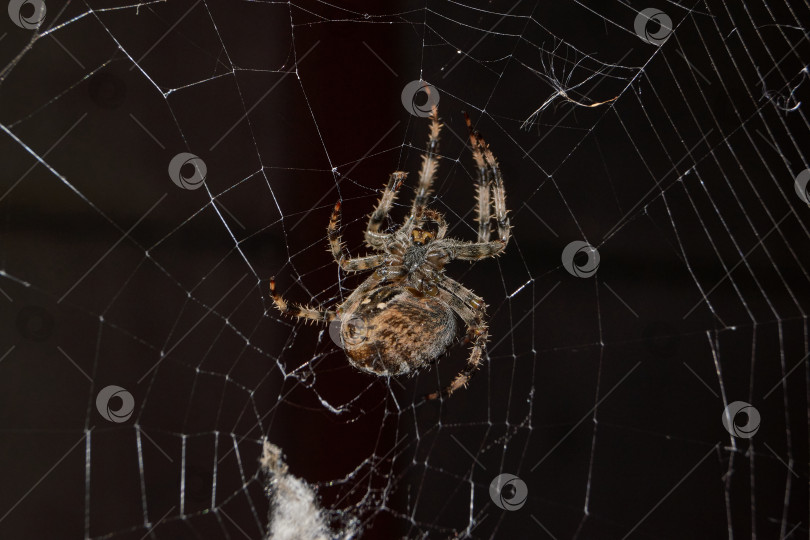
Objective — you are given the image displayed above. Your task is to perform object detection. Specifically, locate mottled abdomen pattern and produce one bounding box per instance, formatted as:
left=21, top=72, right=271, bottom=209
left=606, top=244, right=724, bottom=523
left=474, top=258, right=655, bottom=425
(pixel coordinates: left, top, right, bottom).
left=342, top=288, right=457, bottom=376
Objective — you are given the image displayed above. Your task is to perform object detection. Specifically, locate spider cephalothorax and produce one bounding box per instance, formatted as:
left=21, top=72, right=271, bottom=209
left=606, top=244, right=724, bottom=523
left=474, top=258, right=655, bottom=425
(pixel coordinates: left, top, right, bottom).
left=271, top=107, right=510, bottom=399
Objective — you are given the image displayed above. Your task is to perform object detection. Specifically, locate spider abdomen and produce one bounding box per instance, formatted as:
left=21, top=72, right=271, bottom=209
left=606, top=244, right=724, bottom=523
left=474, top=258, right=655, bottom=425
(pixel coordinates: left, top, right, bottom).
left=341, top=286, right=457, bottom=377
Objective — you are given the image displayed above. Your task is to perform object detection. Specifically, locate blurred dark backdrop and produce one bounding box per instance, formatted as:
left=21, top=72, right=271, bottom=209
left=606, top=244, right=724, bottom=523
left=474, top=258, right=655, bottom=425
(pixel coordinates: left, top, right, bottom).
left=1, top=1, right=809, bottom=539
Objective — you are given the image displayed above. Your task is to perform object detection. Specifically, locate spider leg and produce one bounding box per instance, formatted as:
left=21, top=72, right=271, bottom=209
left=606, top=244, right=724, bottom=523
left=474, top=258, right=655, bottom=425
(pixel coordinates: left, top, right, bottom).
left=328, top=201, right=348, bottom=263
left=465, top=112, right=510, bottom=244
left=441, top=238, right=506, bottom=261
left=340, top=254, right=386, bottom=272
left=488, top=149, right=511, bottom=244
left=366, top=172, right=407, bottom=249
left=465, top=112, right=492, bottom=243
left=426, top=278, right=488, bottom=400
left=408, top=106, right=442, bottom=222
left=269, top=278, right=336, bottom=324
left=327, top=200, right=386, bottom=272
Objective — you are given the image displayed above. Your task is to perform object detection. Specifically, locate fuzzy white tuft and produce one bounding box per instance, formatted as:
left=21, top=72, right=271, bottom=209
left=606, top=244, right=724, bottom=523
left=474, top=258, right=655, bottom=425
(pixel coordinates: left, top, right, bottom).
left=261, top=440, right=357, bottom=540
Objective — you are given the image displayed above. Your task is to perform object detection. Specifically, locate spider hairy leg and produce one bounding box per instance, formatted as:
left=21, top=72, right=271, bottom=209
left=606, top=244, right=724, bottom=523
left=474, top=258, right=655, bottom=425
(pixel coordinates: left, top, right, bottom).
left=410, top=106, right=442, bottom=220
left=269, top=277, right=336, bottom=324
left=464, top=112, right=511, bottom=244
left=367, top=172, right=407, bottom=233
left=446, top=239, right=506, bottom=260
left=464, top=111, right=493, bottom=243
left=425, top=281, right=488, bottom=400
left=328, top=201, right=347, bottom=264
left=328, top=200, right=386, bottom=272
left=426, top=320, right=488, bottom=400
left=341, top=254, right=386, bottom=272
left=487, top=149, right=511, bottom=244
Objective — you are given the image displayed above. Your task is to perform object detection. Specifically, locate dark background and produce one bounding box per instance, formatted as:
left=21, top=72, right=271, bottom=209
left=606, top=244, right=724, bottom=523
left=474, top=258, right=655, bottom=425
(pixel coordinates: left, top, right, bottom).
left=1, top=1, right=809, bottom=538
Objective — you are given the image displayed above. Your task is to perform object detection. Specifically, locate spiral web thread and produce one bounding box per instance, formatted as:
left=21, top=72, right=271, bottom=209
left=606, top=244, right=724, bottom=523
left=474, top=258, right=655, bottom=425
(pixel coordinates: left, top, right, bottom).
left=0, top=1, right=809, bottom=538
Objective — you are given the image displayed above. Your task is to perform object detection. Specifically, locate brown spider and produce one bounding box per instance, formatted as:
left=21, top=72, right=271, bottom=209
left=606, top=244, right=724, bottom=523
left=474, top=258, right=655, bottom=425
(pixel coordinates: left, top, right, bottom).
left=270, top=107, right=510, bottom=399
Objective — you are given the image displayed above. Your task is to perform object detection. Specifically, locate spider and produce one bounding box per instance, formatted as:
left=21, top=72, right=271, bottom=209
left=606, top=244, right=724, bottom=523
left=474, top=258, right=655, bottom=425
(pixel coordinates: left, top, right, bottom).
left=270, top=107, right=510, bottom=399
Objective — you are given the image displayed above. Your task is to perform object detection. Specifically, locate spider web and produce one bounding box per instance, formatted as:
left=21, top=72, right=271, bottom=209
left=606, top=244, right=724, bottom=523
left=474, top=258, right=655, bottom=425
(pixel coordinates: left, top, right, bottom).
left=1, top=0, right=809, bottom=538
